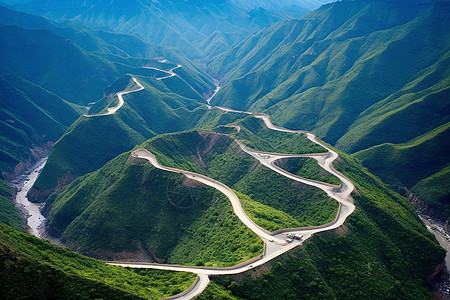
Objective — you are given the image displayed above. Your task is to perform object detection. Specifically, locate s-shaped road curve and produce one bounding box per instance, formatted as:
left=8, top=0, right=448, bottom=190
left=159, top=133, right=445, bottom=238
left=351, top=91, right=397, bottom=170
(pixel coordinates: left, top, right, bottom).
left=110, top=108, right=356, bottom=300
left=99, top=65, right=356, bottom=299
left=83, top=64, right=181, bottom=118
left=83, top=77, right=144, bottom=117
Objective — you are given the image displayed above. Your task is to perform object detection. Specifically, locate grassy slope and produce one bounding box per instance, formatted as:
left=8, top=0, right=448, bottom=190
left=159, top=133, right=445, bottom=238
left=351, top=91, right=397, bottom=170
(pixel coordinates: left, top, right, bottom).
left=32, top=74, right=211, bottom=200
left=0, top=180, right=26, bottom=232
left=0, top=22, right=121, bottom=105
left=0, top=223, right=195, bottom=300
left=354, top=122, right=450, bottom=211
left=0, top=74, right=80, bottom=177
left=45, top=152, right=262, bottom=267
left=143, top=130, right=338, bottom=231
left=412, top=166, right=450, bottom=214
left=199, top=153, right=445, bottom=300
left=235, top=116, right=326, bottom=154
left=274, top=157, right=341, bottom=185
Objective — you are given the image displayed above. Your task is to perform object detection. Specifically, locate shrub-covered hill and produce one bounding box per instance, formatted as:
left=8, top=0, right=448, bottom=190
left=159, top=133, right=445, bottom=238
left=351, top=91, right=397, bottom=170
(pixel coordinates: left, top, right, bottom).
left=42, top=125, right=339, bottom=264
left=208, top=0, right=450, bottom=225
left=234, top=116, right=326, bottom=154
left=0, top=5, right=214, bottom=105
left=44, top=151, right=263, bottom=267
left=0, top=223, right=196, bottom=300
left=354, top=122, right=450, bottom=217
left=0, top=180, right=26, bottom=232
left=142, top=130, right=338, bottom=231
left=29, top=74, right=212, bottom=202
left=0, top=74, right=81, bottom=180
left=196, top=152, right=446, bottom=300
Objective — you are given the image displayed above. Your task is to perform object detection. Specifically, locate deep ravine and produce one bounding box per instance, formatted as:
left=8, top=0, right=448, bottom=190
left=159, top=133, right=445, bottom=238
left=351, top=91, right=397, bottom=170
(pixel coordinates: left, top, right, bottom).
left=11, top=156, right=48, bottom=238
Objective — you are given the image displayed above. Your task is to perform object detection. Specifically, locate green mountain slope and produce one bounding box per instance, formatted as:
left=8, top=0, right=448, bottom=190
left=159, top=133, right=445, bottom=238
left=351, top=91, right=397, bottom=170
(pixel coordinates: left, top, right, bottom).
left=0, top=22, right=120, bottom=105
left=198, top=152, right=445, bottom=299
left=354, top=122, right=450, bottom=214
left=0, top=180, right=26, bottom=232
left=208, top=0, right=450, bottom=220
left=44, top=151, right=263, bottom=266
left=30, top=73, right=212, bottom=202
left=412, top=166, right=450, bottom=215
left=0, top=5, right=214, bottom=105
left=15, top=0, right=313, bottom=59
left=141, top=128, right=337, bottom=230
left=0, top=223, right=196, bottom=300
left=210, top=0, right=448, bottom=144
left=45, top=124, right=445, bottom=298
left=0, top=74, right=80, bottom=180
left=42, top=124, right=338, bottom=263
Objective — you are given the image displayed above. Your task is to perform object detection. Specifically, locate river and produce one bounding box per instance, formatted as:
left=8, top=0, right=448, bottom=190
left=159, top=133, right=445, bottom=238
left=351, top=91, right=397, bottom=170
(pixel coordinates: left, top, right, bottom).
left=420, top=214, right=450, bottom=298
left=12, top=157, right=48, bottom=238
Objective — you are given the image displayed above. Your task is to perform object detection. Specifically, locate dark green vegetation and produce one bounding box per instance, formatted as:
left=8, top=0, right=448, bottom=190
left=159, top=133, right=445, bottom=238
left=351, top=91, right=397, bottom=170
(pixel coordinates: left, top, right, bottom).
left=200, top=153, right=445, bottom=299
left=0, top=74, right=80, bottom=180
left=275, top=157, right=341, bottom=185
left=143, top=130, right=338, bottom=231
left=30, top=73, right=212, bottom=202
left=0, top=180, right=26, bottom=232
left=0, top=223, right=196, bottom=300
left=209, top=0, right=450, bottom=221
left=44, top=151, right=262, bottom=266
left=355, top=122, right=450, bottom=216
left=234, top=116, right=326, bottom=154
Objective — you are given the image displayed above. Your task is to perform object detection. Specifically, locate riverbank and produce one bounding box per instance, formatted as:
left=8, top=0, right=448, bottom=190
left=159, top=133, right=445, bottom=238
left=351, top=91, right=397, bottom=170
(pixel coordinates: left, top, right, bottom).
left=420, top=214, right=450, bottom=299
left=10, top=157, right=48, bottom=238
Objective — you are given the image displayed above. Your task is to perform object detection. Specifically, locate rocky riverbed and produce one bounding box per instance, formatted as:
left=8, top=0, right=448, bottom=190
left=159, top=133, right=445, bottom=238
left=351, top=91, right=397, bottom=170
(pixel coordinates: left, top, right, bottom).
left=421, top=215, right=450, bottom=299
left=11, top=157, right=48, bottom=238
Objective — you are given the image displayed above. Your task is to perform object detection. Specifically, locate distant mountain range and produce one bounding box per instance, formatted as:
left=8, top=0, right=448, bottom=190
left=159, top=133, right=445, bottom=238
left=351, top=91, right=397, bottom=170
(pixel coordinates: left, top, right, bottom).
left=5, top=0, right=333, bottom=59
left=209, top=0, right=450, bottom=220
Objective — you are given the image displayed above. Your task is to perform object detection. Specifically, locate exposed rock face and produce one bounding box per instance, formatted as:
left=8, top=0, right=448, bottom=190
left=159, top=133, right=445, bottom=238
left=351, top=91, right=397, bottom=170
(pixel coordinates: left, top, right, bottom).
left=430, top=263, right=445, bottom=281
left=27, top=174, right=74, bottom=204
left=401, top=187, right=448, bottom=224
left=2, top=142, right=53, bottom=181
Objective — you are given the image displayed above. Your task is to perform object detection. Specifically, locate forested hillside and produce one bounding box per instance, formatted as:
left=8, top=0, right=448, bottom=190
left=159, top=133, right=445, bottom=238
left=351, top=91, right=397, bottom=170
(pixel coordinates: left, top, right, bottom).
left=198, top=151, right=445, bottom=299
left=208, top=0, right=450, bottom=221
left=0, top=0, right=448, bottom=299
left=42, top=111, right=445, bottom=298
left=0, top=223, right=196, bottom=300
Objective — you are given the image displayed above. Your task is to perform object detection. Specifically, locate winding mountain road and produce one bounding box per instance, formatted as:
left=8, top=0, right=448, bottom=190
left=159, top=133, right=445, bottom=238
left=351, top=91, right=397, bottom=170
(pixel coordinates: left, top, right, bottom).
left=83, top=77, right=144, bottom=117
left=109, top=88, right=355, bottom=300
left=143, top=64, right=181, bottom=80
left=84, top=63, right=183, bottom=117
left=86, top=63, right=356, bottom=299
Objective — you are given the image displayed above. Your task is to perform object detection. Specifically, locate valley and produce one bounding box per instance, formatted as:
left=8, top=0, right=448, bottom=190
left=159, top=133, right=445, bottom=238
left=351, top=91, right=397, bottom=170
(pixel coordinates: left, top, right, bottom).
left=109, top=99, right=355, bottom=299
left=11, top=156, right=47, bottom=237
